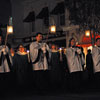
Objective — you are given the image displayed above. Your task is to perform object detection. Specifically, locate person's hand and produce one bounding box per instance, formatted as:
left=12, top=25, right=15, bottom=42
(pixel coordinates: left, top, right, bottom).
left=41, top=46, right=46, bottom=53
left=1, top=48, right=5, bottom=52
left=1, top=48, right=6, bottom=55
left=41, top=44, right=47, bottom=53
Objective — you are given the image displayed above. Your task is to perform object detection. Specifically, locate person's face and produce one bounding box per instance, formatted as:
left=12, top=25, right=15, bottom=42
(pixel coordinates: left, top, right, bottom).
left=51, top=45, right=56, bottom=50
left=71, top=39, right=76, bottom=47
left=36, top=34, right=42, bottom=42
left=96, top=39, right=100, bottom=46
left=19, top=45, right=25, bottom=53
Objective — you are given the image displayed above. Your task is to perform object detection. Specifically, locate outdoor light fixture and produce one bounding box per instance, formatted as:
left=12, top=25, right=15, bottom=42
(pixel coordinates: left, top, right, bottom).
left=50, top=25, right=56, bottom=33
left=7, top=17, right=13, bottom=34
left=5, top=17, right=13, bottom=47
left=49, top=16, right=56, bottom=33
left=7, top=25, right=13, bottom=34
left=85, top=30, right=90, bottom=37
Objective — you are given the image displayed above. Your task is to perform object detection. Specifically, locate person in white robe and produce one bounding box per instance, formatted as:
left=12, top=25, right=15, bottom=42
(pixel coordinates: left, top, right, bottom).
left=0, top=34, right=13, bottom=90
left=29, top=32, right=51, bottom=90
left=92, top=38, right=100, bottom=89
left=66, top=37, right=84, bottom=92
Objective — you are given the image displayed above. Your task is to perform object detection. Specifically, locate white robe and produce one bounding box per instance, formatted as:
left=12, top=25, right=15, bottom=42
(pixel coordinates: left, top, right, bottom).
left=92, top=46, right=100, bottom=73
left=0, top=45, right=12, bottom=73
left=66, top=47, right=83, bottom=73
left=30, top=41, right=51, bottom=70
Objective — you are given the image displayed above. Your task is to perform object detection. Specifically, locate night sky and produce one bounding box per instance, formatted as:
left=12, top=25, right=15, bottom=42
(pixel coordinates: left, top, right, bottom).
left=0, top=0, right=11, bottom=25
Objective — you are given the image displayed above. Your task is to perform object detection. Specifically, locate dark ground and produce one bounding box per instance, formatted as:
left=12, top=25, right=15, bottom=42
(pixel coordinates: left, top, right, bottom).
left=1, top=72, right=100, bottom=100
left=1, top=83, right=100, bottom=100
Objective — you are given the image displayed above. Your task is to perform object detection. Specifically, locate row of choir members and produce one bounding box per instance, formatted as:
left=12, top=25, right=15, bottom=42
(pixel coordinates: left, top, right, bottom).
left=66, top=37, right=100, bottom=91
left=1, top=31, right=100, bottom=91
left=0, top=32, right=67, bottom=90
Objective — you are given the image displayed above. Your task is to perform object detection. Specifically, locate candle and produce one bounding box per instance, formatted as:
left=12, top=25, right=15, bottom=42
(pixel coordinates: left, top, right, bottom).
left=59, top=48, right=62, bottom=61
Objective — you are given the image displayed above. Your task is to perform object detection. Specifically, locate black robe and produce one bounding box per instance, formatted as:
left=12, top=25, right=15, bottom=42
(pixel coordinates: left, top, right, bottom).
left=13, top=52, right=32, bottom=87
left=49, top=51, right=62, bottom=88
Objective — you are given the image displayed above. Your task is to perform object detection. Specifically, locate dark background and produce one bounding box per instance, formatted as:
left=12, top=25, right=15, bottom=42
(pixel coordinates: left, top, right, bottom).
left=0, top=0, right=11, bottom=25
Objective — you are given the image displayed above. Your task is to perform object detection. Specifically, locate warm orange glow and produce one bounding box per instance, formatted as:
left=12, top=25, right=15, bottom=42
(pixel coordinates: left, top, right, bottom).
left=50, top=25, right=56, bottom=33
left=78, top=33, right=100, bottom=47
left=85, top=30, right=90, bottom=37
left=7, top=25, right=13, bottom=34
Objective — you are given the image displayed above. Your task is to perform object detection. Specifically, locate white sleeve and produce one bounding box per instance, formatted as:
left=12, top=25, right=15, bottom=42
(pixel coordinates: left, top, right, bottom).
left=29, top=42, right=39, bottom=63
left=92, top=47, right=100, bottom=67
left=66, top=48, right=76, bottom=68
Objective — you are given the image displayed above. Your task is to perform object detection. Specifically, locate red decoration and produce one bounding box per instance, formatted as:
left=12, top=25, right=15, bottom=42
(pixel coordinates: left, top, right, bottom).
left=77, top=33, right=100, bottom=47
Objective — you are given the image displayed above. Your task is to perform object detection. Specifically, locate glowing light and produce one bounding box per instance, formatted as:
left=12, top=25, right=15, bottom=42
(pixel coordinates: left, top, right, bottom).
left=85, top=30, right=90, bottom=37
left=88, top=46, right=93, bottom=50
left=27, top=50, right=29, bottom=53
left=50, top=25, right=56, bottom=33
left=7, top=26, right=13, bottom=34
left=59, top=48, right=62, bottom=53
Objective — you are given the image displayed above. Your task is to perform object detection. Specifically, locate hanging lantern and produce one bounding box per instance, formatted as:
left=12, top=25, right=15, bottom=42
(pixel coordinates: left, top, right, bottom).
left=7, top=25, right=13, bottom=34
left=50, top=25, right=56, bottom=33
left=7, top=17, right=13, bottom=34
